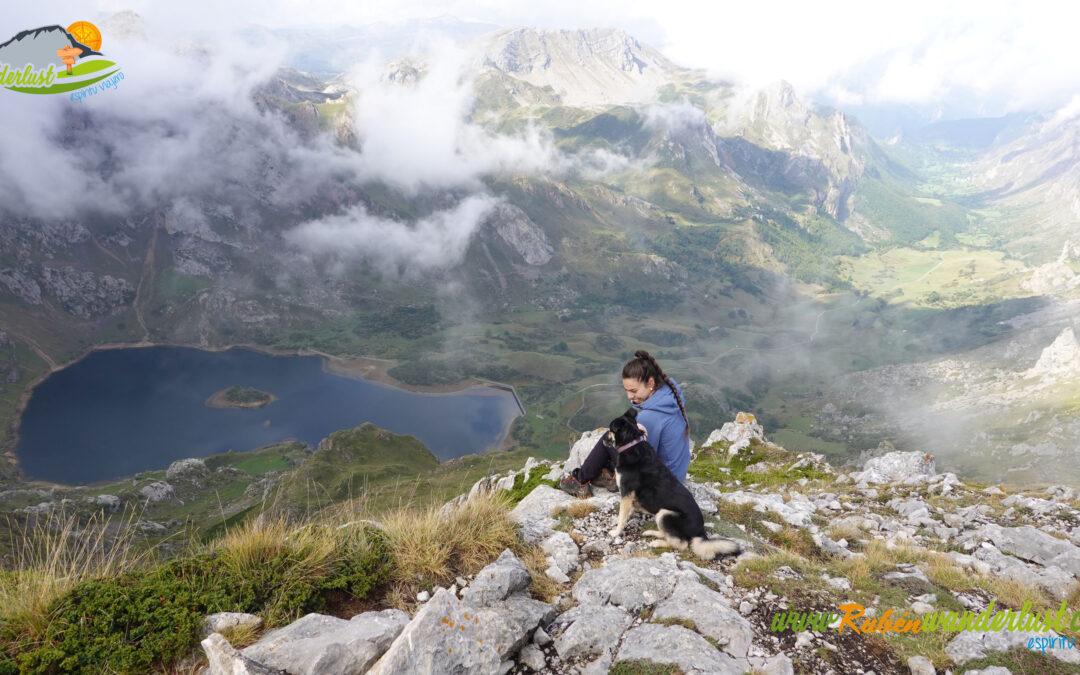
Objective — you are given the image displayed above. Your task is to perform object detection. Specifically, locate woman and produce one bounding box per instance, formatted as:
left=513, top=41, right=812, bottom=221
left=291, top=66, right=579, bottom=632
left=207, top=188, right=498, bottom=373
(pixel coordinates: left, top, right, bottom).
left=560, top=350, right=691, bottom=496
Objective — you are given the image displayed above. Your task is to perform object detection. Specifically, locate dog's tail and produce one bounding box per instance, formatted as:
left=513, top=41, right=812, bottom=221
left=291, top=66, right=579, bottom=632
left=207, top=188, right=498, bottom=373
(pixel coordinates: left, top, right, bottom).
left=690, top=536, right=740, bottom=560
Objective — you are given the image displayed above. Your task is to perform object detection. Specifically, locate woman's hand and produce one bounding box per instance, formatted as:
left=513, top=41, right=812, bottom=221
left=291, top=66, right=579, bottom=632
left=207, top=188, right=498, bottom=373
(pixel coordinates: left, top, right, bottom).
left=637, top=423, right=648, bottom=438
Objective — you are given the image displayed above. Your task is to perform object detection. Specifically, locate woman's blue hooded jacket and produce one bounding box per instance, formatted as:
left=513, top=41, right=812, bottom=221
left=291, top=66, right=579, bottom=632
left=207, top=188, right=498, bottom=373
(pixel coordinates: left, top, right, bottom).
left=635, top=379, right=691, bottom=482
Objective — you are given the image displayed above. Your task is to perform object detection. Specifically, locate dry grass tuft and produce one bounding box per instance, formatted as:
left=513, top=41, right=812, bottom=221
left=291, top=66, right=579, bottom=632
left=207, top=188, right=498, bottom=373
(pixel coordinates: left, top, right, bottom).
left=0, top=508, right=150, bottom=636
left=564, top=501, right=597, bottom=520
left=379, top=493, right=521, bottom=603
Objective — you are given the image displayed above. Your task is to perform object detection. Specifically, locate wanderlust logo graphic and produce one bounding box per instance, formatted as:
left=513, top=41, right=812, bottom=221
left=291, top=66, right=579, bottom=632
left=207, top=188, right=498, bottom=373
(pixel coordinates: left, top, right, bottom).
left=0, top=21, right=123, bottom=97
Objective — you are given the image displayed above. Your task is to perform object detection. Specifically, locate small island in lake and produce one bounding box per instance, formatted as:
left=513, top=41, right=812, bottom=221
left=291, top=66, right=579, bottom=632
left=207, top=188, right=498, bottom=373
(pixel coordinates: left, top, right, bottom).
left=205, top=385, right=277, bottom=409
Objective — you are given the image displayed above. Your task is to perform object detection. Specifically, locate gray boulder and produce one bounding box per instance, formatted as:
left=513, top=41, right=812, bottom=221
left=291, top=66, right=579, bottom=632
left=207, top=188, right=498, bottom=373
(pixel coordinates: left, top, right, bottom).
left=972, top=545, right=1077, bottom=601
left=684, top=479, right=720, bottom=515
left=202, top=633, right=285, bottom=675
left=370, top=551, right=555, bottom=675
left=139, top=481, right=176, bottom=504
left=240, top=609, right=408, bottom=675
left=87, top=494, right=122, bottom=512
left=541, top=531, right=580, bottom=578
left=462, top=549, right=532, bottom=606
left=201, top=612, right=263, bottom=638
left=167, top=458, right=210, bottom=482
left=852, top=451, right=935, bottom=485
left=977, top=524, right=1080, bottom=577
left=614, top=624, right=747, bottom=674
left=907, top=654, right=935, bottom=675
left=652, top=576, right=753, bottom=657
left=572, top=555, right=678, bottom=612
left=566, top=429, right=606, bottom=473
left=551, top=604, right=633, bottom=661
left=510, top=485, right=576, bottom=543
left=946, top=628, right=1080, bottom=665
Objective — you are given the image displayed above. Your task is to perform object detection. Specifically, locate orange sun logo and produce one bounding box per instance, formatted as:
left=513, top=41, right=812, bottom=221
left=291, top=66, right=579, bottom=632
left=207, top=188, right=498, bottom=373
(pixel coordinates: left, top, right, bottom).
left=67, top=21, right=102, bottom=51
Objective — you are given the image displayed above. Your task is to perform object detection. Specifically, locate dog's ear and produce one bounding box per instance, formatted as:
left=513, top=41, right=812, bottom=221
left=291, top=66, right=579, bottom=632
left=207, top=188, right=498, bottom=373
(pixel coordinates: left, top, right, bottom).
left=624, top=407, right=638, bottom=420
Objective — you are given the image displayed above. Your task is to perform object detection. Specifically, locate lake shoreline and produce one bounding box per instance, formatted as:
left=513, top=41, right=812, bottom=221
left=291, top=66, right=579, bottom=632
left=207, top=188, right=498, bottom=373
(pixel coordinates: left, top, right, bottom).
left=3, top=340, right=524, bottom=487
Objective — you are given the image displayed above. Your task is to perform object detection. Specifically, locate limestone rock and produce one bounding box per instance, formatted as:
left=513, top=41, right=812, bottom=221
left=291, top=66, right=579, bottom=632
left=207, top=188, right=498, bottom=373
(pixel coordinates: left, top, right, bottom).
left=652, top=576, right=753, bottom=657
left=704, top=412, right=766, bottom=454
left=509, top=485, right=576, bottom=543
left=572, top=555, right=678, bottom=612
left=369, top=586, right=554, bottom=675
left=852, top=451, right=936, bottom=485
left=566, top=429, right=606, bottom=473
left=139, top=481, right=176, bottom=504
left=684, top=479, right=720, bottom=515
left=614, top=623, right=747, bottom=674
left=202, top=633, right=285, bottom=675
left=461, top=549, right=532, bottom=606
left=167, top=458, right=210, bottom=482
left=1024, top=327, right=1080, bottom=379
left=201, top=612, right=263, bottom=638
left=240, top=610, right=408, bottom=675
left=975, top=524, right=1080, bottom=577
left=550, top=604, right=634, bottom=661
left=946, top=627, right=1080, bottom=665
left=907, top=654, right=935, bottom=675
left=541, top=531, right=580, bottom=577
left=486, top=204, right=553, bottom=265
left=719, top=490, right=814, bottom=528
left=87, top=494, right=122, bottom=512
left=0, top=269, right=42, bottom=305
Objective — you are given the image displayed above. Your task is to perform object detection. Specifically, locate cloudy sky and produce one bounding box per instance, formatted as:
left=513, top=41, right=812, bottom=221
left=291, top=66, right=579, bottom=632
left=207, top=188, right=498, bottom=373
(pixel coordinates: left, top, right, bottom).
left=1, top=0, right=1076, bottom=275
left=5, top=0, right=1071, bottom=119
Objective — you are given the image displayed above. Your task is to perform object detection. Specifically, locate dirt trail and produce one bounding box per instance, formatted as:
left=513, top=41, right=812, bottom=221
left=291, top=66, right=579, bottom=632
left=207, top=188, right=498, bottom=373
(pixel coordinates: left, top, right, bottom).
left=5, top=329, right=57, bottom=370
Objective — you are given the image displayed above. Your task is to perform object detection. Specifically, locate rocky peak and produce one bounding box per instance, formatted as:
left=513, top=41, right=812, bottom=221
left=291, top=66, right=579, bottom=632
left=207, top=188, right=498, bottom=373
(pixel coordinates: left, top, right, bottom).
left=1025, top=327, right=1080, bottom=379
left=476, top=27, right=678, bottom=106
left=201, top=417, right=1080, bottom=673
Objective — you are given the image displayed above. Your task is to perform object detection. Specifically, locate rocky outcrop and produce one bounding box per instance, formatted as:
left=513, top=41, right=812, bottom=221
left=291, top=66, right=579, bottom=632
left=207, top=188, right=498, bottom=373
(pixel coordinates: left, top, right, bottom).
left=1024, top=327, right=1080, bottom=379
left=851, top=450, right=936, bottom=485
left=167, top=458, right=210, bottom=482
left=704, top=411, right=766, bottom=454
left=40, top=265, right=135, bottom=318
left=477, top=27, right=678, bottom=106
left=138, top=481, right=177, bottom=504
left=0, top=269, right=42, bottom=305
left=485, top=204, right=553, bottom=265
left=199, top=417, right=1080, bottom=675
left=369, top=550, right=555, bottom=674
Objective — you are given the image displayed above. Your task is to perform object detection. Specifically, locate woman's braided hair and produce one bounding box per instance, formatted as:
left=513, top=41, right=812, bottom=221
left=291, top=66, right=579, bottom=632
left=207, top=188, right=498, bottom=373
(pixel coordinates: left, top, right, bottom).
left=622, top=349, right=689, bottom=439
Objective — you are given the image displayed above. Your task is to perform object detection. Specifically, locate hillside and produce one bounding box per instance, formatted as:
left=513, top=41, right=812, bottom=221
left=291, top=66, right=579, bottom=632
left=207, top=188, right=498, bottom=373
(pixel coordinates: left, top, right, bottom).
left=5, top=416, right=1080, bottom=674
left=0, top=24, right=1077, bottom=498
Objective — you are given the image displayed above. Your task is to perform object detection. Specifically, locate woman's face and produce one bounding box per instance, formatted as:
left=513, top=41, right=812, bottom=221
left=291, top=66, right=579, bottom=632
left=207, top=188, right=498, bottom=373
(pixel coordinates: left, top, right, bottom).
left=623, top=377, right=656, bottom=405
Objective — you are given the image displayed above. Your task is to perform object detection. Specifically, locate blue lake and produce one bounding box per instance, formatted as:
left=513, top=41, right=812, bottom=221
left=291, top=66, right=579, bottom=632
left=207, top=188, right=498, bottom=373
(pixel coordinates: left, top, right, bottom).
left=16, top=346, right=523, bottom=485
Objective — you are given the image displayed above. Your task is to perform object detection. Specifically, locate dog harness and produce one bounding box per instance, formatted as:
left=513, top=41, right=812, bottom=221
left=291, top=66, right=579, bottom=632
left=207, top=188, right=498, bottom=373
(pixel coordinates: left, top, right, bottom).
left=616, top=437, right=646, bottom=453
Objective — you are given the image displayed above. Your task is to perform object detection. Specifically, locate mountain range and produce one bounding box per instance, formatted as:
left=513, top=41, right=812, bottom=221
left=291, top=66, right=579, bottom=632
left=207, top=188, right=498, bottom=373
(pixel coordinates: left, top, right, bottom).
left=0, top=22, right=1078, bottom=489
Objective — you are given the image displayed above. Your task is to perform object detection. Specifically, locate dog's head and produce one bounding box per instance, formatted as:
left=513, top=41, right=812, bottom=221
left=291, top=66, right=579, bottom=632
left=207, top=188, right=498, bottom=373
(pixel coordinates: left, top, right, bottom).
left=602, top=407, right=644, bottom=451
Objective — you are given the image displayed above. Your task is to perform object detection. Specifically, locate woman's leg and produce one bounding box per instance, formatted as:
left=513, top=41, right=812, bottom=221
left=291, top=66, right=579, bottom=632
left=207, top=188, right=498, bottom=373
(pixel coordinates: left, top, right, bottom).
left=574, top=436, right=616, bottom=483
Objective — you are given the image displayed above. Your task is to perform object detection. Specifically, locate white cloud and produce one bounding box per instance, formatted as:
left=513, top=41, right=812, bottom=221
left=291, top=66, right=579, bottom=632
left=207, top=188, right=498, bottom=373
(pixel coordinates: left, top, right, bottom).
left=340, top=41, right=562, bottom=193
left=283, top=194, right=499, bottom=276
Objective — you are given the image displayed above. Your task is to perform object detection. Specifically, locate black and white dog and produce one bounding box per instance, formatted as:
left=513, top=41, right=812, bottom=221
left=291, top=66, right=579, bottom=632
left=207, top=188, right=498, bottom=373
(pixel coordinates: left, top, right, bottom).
left=604, top=408, right=740, bottom=560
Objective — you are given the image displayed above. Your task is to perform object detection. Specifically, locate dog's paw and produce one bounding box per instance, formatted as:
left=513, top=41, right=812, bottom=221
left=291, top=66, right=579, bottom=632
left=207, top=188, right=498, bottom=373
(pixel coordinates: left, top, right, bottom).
left=608, top=528, right=622, bottom=538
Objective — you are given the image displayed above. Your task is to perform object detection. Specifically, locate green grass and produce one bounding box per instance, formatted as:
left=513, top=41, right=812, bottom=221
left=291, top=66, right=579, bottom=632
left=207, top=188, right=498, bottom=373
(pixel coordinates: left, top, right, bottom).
left=957, top=647, right=1080, bottom=674
left=688, top=438, right=832, bottom=490
left=610, top=660, right=683, bottom=675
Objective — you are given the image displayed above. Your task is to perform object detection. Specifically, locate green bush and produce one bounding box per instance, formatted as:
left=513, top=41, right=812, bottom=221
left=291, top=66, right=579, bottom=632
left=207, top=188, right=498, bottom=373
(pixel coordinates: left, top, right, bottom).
left=1, top=529, right=390, bottom=674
